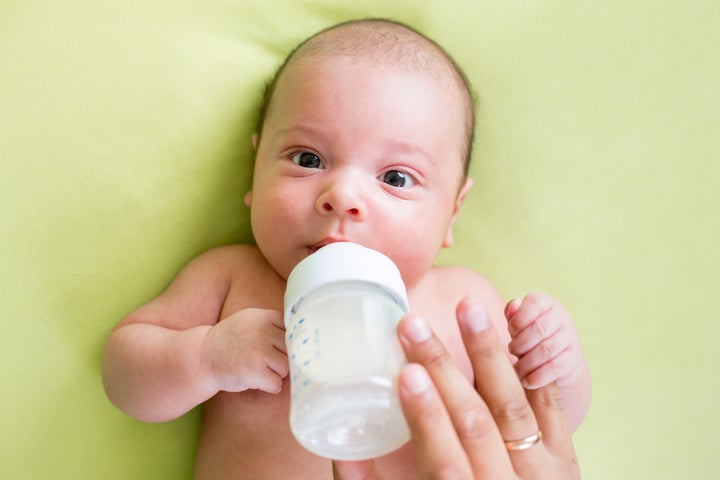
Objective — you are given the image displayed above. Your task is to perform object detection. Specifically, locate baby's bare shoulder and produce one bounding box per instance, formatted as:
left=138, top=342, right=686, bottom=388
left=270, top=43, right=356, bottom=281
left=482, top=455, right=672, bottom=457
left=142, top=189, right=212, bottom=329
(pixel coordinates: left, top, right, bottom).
left=197, top=244, right=284, bottom=310
left=191, top=243, right=263, bottom=265
left=427, top=264, right=499, bottom=297
left=424, top=265, right=507, bottom=329
left=125, top=244, right=278, bottom=329
left=181, top=244, right=269, bottom=278
left=155, top=244, right=272, bottom=303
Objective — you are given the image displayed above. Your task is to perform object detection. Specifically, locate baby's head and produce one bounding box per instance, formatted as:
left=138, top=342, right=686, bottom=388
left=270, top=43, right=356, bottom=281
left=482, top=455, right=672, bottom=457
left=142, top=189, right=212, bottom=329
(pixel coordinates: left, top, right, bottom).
left=246, top=19, right=478, bottom=286
left=255, top=18, right=476, bottom=176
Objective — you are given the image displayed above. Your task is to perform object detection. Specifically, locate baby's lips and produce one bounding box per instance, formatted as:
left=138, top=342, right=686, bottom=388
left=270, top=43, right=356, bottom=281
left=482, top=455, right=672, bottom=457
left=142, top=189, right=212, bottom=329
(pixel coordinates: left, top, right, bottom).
left=307, top=237, right=348, bottom=254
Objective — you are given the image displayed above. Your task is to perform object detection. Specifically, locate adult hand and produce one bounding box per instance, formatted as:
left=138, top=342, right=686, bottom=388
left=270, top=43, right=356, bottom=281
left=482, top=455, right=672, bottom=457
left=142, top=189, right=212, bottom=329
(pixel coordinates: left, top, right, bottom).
left=333, top=298, right=580, bottom=479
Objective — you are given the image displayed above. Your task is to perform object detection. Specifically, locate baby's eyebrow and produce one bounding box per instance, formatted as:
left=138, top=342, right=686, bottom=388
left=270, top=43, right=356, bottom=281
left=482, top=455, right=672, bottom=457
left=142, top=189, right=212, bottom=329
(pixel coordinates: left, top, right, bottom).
left=277, top=124, right=326, bottom=140
left=383, top=139, right=432, bottom=164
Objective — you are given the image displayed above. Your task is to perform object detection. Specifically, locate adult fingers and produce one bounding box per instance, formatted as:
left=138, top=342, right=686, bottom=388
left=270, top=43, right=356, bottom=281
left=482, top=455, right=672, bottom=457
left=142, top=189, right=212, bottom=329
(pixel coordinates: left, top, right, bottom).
left=397, top=316, right=515, bottom=479
left=525, top=384, right=581, bottom=479
left=456, top=298, right=548, bottom=476
left=397, top=364, right=475, bottom=480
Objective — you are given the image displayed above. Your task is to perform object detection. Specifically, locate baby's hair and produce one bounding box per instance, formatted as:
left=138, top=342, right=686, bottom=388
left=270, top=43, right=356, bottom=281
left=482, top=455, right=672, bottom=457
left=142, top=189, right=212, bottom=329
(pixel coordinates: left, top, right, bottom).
left=255, top=18, right=477, bottom=177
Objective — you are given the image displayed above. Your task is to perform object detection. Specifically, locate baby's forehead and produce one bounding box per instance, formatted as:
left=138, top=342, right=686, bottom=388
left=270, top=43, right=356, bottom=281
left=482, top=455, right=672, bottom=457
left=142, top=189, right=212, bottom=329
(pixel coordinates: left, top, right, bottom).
left=285, top=51, right=455, bottom=94
left=280, top=39, right=468, bottom=121
left=287, top=24, right=458, bottom=84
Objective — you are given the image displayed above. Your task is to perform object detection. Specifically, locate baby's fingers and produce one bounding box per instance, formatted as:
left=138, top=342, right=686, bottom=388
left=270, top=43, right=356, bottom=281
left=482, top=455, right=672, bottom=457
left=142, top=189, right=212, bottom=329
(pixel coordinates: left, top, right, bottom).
left=519, top=348, right=578, bottom=390
left=508, top=312, right=564, bottom=357
left=513, top=330, right=569, bottom=380
left=506, top=293, right=554, bottom=338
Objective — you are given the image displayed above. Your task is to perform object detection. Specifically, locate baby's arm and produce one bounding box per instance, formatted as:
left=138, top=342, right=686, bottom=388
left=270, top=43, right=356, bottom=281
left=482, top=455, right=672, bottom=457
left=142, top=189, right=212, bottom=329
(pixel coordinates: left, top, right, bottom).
left=504, top=292, right=591, bottom=431
left=102, top=246, right=288, bottom=423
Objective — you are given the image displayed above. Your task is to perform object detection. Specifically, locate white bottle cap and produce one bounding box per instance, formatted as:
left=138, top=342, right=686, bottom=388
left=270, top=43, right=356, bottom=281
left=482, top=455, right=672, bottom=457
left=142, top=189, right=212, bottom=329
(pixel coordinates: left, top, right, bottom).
left=284, top=242, right=409, bottom=326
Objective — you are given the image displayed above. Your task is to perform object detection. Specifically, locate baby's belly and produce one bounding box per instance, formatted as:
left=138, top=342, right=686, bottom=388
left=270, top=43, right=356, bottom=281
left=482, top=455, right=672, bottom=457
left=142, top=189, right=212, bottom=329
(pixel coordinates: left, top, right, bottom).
left=193, top=379, right=417, bottom=479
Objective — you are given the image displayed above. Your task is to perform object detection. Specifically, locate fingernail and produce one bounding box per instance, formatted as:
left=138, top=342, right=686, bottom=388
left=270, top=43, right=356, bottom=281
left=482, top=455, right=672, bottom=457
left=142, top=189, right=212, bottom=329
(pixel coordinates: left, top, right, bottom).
left=403, top=316, right=432, bottom=343
left=505, top=298, right=522, bottom=319
left=402, top=364, right=431, bottom=394
left=521, top=378, right=537, bottom=390
left=460, top=302, right=488, bottom=333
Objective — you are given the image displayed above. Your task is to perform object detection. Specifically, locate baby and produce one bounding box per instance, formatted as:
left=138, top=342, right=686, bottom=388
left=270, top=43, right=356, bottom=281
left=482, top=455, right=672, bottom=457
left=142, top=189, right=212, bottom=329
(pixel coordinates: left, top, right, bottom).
left=103, top=18, right=591, bottom=479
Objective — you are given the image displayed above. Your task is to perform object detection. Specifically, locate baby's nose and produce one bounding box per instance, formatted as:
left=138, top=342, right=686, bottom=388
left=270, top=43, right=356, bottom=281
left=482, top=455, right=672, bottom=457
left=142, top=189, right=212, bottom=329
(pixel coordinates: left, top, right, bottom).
left=321, top=202, right=360, bottom=216
left=316, top=183, right=367, bottom=221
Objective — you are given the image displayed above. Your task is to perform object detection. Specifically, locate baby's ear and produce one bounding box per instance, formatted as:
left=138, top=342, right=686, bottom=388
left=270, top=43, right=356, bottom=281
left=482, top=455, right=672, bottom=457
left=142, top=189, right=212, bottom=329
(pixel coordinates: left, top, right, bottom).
left=251, top=133, right=259, bottom=151
left=442, top=178, right=473, bottom=248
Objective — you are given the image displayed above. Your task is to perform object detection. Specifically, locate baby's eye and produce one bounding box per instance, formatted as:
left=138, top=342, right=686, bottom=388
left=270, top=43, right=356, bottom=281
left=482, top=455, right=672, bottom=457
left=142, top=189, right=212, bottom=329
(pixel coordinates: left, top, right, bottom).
left=379, top=170, right=415, bottom=188
left=291, top=151, right=324, bottom=169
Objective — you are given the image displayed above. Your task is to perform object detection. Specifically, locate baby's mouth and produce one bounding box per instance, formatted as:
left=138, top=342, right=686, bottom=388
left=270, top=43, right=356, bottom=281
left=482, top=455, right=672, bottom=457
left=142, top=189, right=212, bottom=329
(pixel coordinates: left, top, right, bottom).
left=307, top=238, right=347, bottom=255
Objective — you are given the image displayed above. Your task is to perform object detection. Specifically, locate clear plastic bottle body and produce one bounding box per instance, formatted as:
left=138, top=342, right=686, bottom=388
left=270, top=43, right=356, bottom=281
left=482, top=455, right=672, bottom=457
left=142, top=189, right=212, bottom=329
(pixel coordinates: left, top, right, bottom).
left=286, top=281, right=410, bottom=460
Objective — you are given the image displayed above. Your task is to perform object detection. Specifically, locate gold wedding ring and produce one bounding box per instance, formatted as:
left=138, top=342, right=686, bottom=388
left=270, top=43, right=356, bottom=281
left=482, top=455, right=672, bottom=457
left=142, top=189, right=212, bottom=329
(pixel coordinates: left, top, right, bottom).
left=504, top=430, right=543, bottom=451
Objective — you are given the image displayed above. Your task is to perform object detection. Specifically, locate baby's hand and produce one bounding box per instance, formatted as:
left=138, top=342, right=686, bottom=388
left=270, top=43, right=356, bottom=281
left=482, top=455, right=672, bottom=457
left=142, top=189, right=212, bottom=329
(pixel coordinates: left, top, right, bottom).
left=202, top=308, right=289, bottom=394
left=505, top=293, right=583, bottom=389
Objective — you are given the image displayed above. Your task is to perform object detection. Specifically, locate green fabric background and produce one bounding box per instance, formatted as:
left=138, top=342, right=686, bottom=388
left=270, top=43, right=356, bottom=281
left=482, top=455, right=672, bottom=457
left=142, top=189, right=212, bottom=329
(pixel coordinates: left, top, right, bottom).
left=2, top=1, right=718, bottom=478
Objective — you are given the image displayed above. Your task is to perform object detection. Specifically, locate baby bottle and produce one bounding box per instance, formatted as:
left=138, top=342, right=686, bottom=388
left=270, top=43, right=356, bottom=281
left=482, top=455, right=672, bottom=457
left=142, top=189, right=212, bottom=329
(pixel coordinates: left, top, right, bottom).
left=284, top=242, right=411, bottom=460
